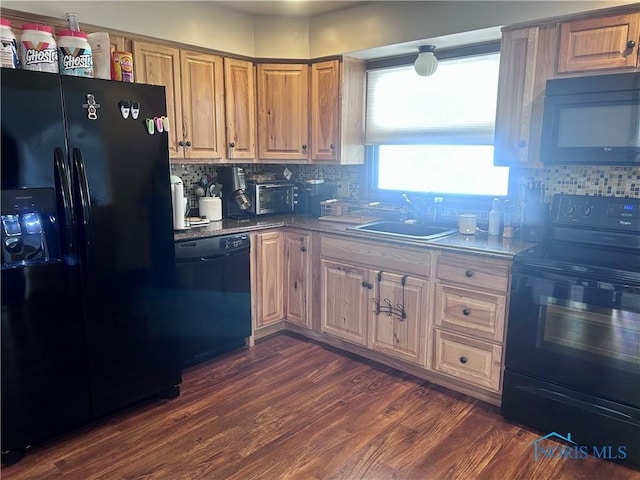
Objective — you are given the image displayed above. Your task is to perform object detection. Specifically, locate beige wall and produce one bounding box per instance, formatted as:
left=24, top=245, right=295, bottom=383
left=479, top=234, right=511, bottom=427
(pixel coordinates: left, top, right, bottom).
left=310, top=1, right=634, bottom=58
left=2, top=1, right=635, bottom=58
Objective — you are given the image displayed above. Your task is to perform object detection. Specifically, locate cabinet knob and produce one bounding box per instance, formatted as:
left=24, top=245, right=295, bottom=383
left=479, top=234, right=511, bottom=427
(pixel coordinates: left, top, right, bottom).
left=301, top=246, right=307, bottom=252
left=518, top=140, right=527, bottom=148
left=459, top=356, right=468, bottom=364
left=465, top=270, right=474, bottom=278
left=330, top=144, right=335, bottom=150
left=185, top=141, right=192, bottom=147
left=627, top=40, right=636, bottom=49
left=229, top=142, right=236, bottom=148
left=462, top=308, right=471, bottom=316
left=178, top=141, right=184, bottom=147
left=302, top=144, right=308, bottom=150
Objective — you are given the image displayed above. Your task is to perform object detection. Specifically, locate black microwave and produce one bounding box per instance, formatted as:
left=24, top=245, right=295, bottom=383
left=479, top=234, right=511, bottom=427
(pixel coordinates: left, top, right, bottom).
left=540, top=72, right=639, bottom=165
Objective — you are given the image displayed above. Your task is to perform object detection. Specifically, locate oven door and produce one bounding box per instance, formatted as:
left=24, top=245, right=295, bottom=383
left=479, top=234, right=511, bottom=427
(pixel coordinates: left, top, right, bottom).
left=506, top=264, right=640, bottom=408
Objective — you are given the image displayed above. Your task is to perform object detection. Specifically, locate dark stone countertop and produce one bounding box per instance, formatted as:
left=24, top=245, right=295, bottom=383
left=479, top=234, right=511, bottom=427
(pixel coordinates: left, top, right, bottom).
left=174, top=214, right=536, bottom=259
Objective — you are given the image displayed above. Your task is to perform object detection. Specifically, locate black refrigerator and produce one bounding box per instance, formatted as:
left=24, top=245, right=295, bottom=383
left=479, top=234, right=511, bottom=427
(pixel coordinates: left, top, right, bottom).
left=1, top=68, right=181, bottom=464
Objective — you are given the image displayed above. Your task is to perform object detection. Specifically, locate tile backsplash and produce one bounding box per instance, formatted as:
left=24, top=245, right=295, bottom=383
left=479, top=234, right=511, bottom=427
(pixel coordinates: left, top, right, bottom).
left=171, top=163, right=639, bottom=211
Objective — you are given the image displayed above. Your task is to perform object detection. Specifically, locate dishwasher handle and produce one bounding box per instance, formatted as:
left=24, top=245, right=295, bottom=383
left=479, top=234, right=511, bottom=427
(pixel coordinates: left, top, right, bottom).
left=176, top=245, right=250, bottom=264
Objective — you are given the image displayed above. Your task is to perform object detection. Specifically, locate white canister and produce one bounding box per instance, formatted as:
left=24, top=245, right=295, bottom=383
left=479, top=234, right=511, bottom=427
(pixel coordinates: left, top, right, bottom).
left=57, top=30, right=93, bottom=77
left=0, top=18, right=19, bottom=69
left=458, top=214, right=477, bottom=235
left=199, top=197, right=222, bottom=221
left=20, top=24, right=58, bottom=73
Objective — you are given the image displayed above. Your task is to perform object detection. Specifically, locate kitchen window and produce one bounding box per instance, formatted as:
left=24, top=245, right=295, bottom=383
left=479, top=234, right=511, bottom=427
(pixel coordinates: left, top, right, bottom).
left=366, top=46, right=510, bottom=199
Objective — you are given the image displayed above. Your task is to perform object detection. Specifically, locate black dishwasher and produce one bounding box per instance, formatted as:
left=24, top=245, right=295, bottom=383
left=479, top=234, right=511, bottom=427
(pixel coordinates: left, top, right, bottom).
left=174, top=233, right=251, bottom=367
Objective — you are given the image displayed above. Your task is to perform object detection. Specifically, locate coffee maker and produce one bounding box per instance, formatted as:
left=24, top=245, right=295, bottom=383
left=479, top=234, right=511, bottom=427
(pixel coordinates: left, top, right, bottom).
left=296, top=180, right=336, bottom=217
left=218, top=167, right=252, bottom=218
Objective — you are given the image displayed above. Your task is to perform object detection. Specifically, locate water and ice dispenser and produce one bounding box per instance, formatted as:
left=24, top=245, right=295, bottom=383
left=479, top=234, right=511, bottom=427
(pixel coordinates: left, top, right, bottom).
left=1, top=188, right=58, bottom=268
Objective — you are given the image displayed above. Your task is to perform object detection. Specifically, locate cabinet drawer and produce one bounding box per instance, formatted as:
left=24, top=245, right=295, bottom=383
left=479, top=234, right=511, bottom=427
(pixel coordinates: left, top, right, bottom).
left=321, top=236, right=431, bottom=278
left=434, top=284, right=506, bottom=342
left=436, top=253, right=509, bottom=293
left=433, top=329, right=502, bottom=392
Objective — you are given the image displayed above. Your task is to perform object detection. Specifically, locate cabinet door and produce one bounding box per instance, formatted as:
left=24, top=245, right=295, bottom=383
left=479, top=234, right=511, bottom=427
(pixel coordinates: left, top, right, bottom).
left=558, top=13, right=640, bottom=73
left=320, top=259, right=368, bottom=346
left=493, top=27, right=539, bottom=167
left=283, top=232, right=311, bottom=327
left=369, top=271, right=429, bottom=366
left=257, top=64, right=309, bottom=161
left=180, top=50, right=226, bottom=160
left=254, top=231, right=284, bottom=327
left=132, top=41, right=183, bottom=159
left=224, top=58, right=257, bottom=160
left=310, top=60, right=340, bottom=162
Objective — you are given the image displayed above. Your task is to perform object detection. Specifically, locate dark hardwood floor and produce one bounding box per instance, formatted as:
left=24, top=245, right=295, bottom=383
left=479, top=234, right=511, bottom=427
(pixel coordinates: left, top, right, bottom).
left=3, top=333, right=639, bottom=479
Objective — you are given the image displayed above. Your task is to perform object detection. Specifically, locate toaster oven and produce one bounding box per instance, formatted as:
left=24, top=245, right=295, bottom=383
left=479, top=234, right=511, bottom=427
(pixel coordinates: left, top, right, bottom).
left=247, top=181, right=296, bottom=215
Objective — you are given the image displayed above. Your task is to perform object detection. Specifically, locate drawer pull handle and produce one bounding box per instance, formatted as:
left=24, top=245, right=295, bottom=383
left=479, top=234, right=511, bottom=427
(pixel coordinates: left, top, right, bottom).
left=465, top=270, right=474, bottom=278
left=459, top=356, right=468, bottom=364
left=462, top=308, right=471, bottom=316
left=361, top=281, right=372, bottom=289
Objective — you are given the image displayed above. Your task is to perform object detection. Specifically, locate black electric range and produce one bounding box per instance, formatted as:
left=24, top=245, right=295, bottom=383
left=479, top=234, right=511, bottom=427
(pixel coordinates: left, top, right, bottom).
left=503, top=194, right=640, bottom=468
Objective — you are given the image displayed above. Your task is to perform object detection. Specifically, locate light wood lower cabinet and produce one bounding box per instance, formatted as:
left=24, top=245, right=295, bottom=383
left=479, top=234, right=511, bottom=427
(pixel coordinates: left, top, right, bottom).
left=283, top=231, right=312, bottom=328
left=433, top=329, right=503, bottom=392
left=320, top=259, right=370, bottom=346
left=320, top=236, right=430, bottom=366
left=432, top=252, right=510, bottom=393
left=253, top=231, right=284, bottom=328
left=250, top=231, right=512, bottom=403
left=369, top=271, right=428, bottom=366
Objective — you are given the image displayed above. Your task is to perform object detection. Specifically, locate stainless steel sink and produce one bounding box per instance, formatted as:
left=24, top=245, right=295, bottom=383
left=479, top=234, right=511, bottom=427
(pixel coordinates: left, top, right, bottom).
left=347, top=221, right=457, bottom=240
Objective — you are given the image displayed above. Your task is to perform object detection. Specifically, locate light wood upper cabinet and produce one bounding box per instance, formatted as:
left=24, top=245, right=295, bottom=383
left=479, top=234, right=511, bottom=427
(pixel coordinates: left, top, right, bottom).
left=283, top=231, right=312, bottom=328
left=310, top=60, right=340, bottom=162
left=558, top=12, right=640, bottom=73
left=133, top=42, right=225, bottom=161
left=257, top=63, right=309, bottom=162
left=310, top=58, right=365, bottom=164
left=179, top=51, right=226, bottom=160
left=224, top=58, right=257, bottom=160
left=253, top=231, right=284, bottom=327
left=132, top=42, right=183, bottom=158
left=493, top=27, right=541, bottom=167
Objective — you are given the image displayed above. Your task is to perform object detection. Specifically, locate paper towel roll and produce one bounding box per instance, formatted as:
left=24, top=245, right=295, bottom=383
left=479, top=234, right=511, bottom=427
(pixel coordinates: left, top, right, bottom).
left=172, top=182, right=186, bottom=230
left=199, top=197, right=222, bottom=221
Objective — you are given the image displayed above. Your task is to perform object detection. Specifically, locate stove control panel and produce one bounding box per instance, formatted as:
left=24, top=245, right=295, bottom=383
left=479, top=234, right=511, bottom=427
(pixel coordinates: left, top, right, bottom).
left=552, top=194, right=639, bottom=231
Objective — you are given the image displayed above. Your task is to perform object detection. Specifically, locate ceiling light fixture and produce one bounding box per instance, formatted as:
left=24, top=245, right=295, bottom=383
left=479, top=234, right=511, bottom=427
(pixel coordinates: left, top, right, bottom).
left=414, top=45, right=438, bottom=77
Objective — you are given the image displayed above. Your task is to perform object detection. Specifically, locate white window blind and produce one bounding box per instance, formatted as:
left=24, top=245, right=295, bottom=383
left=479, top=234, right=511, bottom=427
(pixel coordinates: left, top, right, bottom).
left=365, top=52, right=500, bottom=145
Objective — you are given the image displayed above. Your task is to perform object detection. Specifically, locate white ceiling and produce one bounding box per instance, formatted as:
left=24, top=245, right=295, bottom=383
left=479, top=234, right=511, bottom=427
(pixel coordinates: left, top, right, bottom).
left=212, top=1, right=367, bottom=17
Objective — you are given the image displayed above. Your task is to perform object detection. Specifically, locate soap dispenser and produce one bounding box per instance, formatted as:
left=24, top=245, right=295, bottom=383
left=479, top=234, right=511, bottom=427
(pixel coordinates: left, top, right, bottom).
left=488, top=198, right=501, bottom=235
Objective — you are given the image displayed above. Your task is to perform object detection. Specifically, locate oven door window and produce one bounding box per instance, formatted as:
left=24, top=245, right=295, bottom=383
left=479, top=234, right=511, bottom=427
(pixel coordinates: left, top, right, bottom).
left=539, top=296, right=640, bottom=371
left=506, top=268, right=640, bottom=406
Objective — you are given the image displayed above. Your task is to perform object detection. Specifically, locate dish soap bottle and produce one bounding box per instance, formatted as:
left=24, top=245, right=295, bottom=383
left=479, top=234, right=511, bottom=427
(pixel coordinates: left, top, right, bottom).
left=488, top=198, right=501, bottom=235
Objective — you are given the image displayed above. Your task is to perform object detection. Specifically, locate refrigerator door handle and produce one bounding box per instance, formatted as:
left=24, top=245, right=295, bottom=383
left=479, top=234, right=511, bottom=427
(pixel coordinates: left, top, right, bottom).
left=72, top=147, right=93, bottom=271
left=54, top=147, right=75, bottom=256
